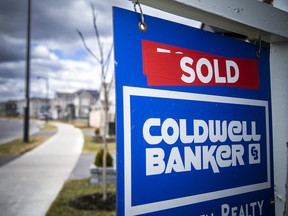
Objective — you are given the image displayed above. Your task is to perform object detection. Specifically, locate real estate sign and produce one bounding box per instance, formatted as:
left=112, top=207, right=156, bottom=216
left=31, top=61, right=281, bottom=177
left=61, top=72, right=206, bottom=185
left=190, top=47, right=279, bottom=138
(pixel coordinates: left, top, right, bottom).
left=113, top=7, right=274, bottom=216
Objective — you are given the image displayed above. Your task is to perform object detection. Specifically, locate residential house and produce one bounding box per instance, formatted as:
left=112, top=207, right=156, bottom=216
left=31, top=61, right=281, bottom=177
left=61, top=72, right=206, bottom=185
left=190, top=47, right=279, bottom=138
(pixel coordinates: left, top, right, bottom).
left=89, top=78, right=115, bottom=136
left=17, top=98, right=50, bottom=118
left=51, top=89, right=99, bottom=120
left=51, top=92, right=75, bottom=120
left=73, top=89, right=99, bottom=119
left=0, top=100, right=18, bottom=117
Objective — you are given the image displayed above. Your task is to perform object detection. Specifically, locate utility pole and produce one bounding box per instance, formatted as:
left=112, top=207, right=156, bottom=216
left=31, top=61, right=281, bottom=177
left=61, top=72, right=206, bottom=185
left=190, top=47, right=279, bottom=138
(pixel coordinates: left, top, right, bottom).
left=23, top=0, right=31, bottom=143
left=46, top=76, right=49, bottom=123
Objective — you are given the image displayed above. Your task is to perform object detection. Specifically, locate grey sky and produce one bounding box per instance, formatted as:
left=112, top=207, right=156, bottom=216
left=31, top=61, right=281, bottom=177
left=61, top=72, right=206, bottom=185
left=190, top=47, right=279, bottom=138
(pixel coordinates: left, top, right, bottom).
left=0, top=0, right=200, bottom=102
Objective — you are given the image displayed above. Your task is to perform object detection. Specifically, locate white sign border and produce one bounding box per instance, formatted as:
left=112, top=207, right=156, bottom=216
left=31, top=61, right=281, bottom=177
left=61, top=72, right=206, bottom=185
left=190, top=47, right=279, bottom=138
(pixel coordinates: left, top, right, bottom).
left=123, top=86, right=271, bottom=216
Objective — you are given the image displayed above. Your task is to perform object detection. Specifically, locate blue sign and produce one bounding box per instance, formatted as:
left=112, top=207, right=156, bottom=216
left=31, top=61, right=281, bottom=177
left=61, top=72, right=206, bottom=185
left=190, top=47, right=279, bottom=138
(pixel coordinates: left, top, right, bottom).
left=114, top=7, right=274, bottom=216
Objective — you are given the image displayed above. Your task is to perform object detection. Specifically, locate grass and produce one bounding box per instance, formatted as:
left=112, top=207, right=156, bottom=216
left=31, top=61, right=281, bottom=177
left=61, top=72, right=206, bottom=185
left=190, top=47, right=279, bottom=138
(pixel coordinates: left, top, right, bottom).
left=71, top=121, right=90, bottom=129
left=40, top=123, right=57, bottom=131
left=0, top=123, right=57, bottom=156
left=82, top=135, right=116, bottom=154
left=46, top=179, right=116, bottom=216
left=59, top=119, right=90, bottom=129
left=47, top=129, right=117, bottom=215
left=0, top=136, right=51, bottom=156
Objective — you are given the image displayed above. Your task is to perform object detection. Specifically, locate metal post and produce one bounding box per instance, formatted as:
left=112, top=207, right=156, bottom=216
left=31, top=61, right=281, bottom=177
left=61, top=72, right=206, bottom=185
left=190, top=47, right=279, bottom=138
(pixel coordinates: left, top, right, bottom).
left=46, top=77, right=49, bottom=123
left=23, top=0, right=31, bottom=143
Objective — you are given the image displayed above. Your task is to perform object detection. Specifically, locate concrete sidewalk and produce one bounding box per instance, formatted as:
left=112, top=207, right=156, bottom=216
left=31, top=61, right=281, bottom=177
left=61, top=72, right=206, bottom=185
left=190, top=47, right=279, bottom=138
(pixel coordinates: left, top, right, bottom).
left=0, top=122, right=84, bottom=216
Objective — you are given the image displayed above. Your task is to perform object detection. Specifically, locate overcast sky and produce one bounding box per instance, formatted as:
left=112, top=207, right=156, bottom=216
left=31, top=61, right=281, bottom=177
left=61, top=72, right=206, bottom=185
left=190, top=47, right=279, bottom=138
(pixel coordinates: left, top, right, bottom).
left=0, top=0, right=200, bottom=102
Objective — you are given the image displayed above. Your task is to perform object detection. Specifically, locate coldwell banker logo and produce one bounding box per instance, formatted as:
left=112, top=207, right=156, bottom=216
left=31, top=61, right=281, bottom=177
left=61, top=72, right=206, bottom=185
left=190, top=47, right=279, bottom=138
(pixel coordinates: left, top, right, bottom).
left=249, top=144, right=261, bottom=164
left=123, top=87, right=270, bottom=215
left=143, top=118, right=261, bottom=175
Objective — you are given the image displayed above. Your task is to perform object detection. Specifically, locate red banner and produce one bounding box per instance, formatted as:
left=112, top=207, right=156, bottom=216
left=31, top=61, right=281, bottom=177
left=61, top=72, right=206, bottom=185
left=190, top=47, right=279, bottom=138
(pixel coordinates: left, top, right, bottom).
left=142, top=40, right=259, bottom=90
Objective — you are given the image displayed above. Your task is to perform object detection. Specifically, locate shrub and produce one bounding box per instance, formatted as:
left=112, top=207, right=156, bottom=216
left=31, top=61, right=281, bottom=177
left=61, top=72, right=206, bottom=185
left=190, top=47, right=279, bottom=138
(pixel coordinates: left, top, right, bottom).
left=95, top=128, right=100, bottom=136
left=95, top=148, right=113, bottom=167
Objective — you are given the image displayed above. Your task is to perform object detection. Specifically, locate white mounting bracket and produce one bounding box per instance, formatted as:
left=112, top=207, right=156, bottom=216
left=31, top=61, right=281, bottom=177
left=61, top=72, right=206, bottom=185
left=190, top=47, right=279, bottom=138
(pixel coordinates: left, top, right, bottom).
left=133, top=0, right=288, bottom=43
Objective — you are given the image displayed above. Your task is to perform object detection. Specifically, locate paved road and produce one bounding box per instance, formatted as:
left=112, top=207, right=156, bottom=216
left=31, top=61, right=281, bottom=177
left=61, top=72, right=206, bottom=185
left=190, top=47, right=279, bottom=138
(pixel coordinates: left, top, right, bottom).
left=0, top=119, right=42, bottom=144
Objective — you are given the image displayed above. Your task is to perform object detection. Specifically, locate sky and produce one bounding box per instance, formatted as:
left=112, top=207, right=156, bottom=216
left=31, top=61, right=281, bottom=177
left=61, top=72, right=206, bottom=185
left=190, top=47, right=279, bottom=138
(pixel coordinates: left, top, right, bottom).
left=0, top=0, right=200, bottom=102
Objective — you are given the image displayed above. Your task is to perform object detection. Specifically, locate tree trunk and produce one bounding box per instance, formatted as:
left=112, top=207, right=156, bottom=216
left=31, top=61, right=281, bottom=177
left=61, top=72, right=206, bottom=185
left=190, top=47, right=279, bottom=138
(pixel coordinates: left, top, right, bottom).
left=102, top=82, right=109, bottom=201
left=76, top=4, right=114, bottom=202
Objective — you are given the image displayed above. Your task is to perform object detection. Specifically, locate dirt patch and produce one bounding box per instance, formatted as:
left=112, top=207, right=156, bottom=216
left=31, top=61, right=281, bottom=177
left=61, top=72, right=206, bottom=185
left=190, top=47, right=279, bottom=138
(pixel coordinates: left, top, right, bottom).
left=69, top=192, right=116, bottom=211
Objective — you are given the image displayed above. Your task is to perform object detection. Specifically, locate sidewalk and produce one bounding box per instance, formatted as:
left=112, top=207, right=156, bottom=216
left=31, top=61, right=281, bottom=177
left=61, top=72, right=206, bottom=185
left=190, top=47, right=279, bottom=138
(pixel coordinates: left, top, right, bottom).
left=68, top=153, right=95, bottom=180
left=0, top=122, right=84, bottom=216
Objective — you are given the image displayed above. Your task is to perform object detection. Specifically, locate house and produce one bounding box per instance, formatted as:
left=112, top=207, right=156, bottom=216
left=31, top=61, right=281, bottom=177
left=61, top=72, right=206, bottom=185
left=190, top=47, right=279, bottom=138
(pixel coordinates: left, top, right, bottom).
left=89, top=78, right=115, bottom=136
left=51, top=92, right=75, bottom=120
left=51, top=89, right=99, bottom=120
left=0, top=100, right=18, bottom=117
left=73, top=89, right=99, bottom=119
left=17, top=98, right=50, bottom=118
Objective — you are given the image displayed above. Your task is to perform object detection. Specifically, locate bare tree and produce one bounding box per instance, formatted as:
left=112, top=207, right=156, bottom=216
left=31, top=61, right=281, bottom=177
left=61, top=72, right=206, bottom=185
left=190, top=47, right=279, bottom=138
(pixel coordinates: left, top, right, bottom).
left=76, top=3, right=113, bottom=201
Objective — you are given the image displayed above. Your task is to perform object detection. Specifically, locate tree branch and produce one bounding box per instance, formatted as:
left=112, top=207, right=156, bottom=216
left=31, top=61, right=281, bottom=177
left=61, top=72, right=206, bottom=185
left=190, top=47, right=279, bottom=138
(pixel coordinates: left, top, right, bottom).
left=91, top=3, right=103, bottom=65
left=76, top=28, right=101, bottom=63
left=103, top=43, right=114, bottom=80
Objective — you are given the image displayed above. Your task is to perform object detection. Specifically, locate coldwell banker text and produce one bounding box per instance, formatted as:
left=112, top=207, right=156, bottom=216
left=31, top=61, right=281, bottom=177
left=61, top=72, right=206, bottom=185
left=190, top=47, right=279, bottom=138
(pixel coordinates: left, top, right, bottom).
left=144, top=118, right=261, bottom=175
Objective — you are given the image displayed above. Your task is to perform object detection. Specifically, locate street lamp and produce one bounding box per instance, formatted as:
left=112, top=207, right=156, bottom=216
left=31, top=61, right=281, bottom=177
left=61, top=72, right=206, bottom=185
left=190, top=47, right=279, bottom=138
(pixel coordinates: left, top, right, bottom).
left=23, top=0, right=31, bottom=143
left=37, top=76, right=49, bottom=123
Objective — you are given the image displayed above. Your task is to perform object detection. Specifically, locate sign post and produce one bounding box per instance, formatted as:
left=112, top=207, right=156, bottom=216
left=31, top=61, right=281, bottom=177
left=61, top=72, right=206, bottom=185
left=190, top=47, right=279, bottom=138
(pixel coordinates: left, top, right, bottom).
left=114, top=7, right=274, bottom=216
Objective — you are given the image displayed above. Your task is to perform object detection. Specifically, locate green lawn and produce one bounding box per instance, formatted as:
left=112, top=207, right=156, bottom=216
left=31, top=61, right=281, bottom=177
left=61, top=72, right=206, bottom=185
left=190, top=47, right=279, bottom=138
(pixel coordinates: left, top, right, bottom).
left=56, top=119, right=90, bottom=129
left=46, top=127, right=117, bottom=215
left=0, top=136, right=51, bottom=156
left=0, top=123, right=56, bottom=156
left=46, top=179, right=116, bottom=216
left=82, top=135, right=116, bottom=154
